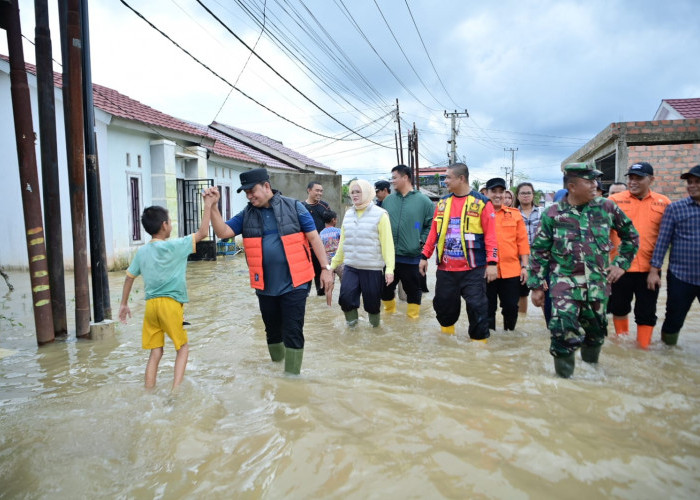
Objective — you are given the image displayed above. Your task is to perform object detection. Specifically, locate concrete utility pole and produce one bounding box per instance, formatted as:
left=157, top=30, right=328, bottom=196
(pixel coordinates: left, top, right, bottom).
left=504, top=147, right=518, bottom=187
left=444, top=110, right=469, bottom=164
left=2, top=0, right=55, bottom=345
left=35, top=0, right=68, bottom=338
left=395, top=99, right=404, bottom=164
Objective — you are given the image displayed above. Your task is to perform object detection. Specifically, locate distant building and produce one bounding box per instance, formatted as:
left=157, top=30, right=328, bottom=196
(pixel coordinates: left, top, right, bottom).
left=562, top=98, right=700, bottom=200
left=0, top=55, right=340, bottom=269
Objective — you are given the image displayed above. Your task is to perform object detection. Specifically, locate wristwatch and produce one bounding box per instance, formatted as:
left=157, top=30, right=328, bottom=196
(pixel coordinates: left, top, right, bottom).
left=325, top=264, right=332, bottom=271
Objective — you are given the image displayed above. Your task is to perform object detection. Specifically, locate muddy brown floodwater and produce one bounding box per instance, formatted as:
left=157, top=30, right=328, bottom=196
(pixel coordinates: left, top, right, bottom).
left=1, top=257, right=699, bottom=499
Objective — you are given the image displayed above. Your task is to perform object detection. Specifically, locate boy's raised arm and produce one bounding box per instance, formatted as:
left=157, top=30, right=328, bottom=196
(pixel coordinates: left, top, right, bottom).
left=203, top=187, right=236, bottom=239
left=195, top=192, right=216, bottom=243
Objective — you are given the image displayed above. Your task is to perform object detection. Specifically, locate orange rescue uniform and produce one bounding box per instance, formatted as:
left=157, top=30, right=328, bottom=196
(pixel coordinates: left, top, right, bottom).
left=609, top=190, right=670, bottom=272
left=494, top=206, right=530, bottom=279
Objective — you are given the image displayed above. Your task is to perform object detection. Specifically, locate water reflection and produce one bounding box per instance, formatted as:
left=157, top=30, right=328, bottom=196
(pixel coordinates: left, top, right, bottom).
left=1, top=261, right=699, bottom=498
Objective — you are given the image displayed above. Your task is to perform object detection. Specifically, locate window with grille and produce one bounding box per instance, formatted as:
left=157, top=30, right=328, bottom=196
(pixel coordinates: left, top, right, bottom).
left=129, top=176, right=141, bottom=241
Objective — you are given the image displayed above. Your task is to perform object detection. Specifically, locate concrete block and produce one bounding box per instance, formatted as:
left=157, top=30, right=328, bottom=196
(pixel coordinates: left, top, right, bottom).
left=90, top=319, right=116, bottom=339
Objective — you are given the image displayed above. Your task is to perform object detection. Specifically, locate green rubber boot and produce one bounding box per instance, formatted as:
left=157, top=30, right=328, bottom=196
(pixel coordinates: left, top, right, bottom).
left=267, top=342, right=285, bottom=362
left=284, top=347, right=304, bottom=375
left=368, top=312, right=381, bottom=327
left=344, top=309, right=359, bottom=327
left=661, top=332, right=679, bottom=346
left=581, top=345, right=601, bottom=364
left=553, top=353, right=575, bottom=378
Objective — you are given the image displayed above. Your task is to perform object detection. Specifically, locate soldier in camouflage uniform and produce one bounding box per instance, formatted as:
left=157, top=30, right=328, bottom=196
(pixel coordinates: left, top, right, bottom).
left=527, top=163, right=639, bottom=378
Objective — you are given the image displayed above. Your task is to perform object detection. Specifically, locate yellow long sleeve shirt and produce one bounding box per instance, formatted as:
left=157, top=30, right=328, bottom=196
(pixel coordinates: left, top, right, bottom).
left=331, top=209, right=395, bottom=274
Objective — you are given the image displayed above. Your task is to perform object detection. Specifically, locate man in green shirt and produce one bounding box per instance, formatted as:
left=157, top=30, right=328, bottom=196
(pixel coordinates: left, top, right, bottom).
left=380, top=164, right=435, bottom=319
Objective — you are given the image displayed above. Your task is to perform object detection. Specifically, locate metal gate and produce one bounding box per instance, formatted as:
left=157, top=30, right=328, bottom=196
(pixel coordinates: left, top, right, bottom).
left=177, top=178, right=216, bottom=260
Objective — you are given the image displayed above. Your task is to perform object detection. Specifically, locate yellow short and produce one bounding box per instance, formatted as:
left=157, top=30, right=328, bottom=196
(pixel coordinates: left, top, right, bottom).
left=142, top=297, right=188, bottom=350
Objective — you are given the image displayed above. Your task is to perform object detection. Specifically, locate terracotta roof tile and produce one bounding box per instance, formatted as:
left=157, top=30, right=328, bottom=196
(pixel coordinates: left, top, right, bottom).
left=212, top=121, right=332, bottom=171
left=663, top=98, right=700, bottom=119
left=1, top=54, right=258, bottom=164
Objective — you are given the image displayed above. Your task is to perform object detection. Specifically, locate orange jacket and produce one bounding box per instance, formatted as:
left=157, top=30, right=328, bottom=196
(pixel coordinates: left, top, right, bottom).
left=242, top=194, right=315, bottom=290
left=609, top=190, right=670, bottom=272
left=494, top=206, right=530, bottom=279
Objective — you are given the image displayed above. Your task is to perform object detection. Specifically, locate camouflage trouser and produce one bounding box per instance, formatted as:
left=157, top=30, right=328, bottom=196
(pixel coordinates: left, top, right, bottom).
left=548, top=297, right=607, bottom=357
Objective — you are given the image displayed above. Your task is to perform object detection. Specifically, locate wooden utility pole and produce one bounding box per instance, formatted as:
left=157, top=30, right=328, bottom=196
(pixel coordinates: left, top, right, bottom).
left=444, top=109, right=469, bottom=164
left=60, top=0, right=91, bottom=337
left=35, top=0, right=68, bottom=338
left=1, top=0, right=55, bottom=345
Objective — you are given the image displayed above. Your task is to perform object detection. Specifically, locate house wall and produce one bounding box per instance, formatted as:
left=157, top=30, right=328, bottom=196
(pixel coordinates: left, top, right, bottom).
left=269, top=172, right=343, bottom=221
left=628, top=143, right=700, bottom=200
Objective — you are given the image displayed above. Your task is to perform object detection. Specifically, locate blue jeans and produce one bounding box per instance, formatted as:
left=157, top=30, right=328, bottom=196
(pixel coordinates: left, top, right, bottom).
left=661, top=271, right=700, bottom=334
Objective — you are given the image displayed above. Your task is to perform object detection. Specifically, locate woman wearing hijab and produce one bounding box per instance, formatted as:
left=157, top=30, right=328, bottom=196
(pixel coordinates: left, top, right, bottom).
left=331, top=180, right=395, bottom=327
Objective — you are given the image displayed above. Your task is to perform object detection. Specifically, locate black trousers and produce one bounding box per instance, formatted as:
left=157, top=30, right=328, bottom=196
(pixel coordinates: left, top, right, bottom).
left=661, top=271, right=700, bottom=334
left=433, top=267, right=489, bottom=340
left=609, top=271, right=660, bottom=326
left=487, top=276, right=521, bottom=330
left=381, top=261, right=423, bottom=304
left=338, top=266, right=384, bottom=314
left=257, top=288, right=308, bottom=349
left=311, top=252, right=324, bottom=295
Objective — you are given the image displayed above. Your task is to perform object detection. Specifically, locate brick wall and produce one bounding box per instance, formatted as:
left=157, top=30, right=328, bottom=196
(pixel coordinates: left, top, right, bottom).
left=628, top=143, right=700, bottom=200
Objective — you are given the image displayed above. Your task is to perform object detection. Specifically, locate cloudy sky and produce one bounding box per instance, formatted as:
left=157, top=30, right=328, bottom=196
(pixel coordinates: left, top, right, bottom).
left=4, top=0, right=700, bottom=191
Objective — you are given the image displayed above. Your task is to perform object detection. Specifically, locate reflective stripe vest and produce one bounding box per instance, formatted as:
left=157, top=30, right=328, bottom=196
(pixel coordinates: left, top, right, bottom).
left=342, top=203, right=386, bottom=270
left=241, top=193, right=314, bottom=290
left=435, top=192, right=488, bottom=268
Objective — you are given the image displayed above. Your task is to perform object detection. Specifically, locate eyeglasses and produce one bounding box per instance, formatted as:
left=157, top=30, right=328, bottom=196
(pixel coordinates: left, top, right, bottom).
left=519, top=192, right=533, bottom=196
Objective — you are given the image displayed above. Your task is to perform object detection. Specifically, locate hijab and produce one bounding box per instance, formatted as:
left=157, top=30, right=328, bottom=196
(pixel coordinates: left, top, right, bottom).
left=349, top=179, right=374, bottom=211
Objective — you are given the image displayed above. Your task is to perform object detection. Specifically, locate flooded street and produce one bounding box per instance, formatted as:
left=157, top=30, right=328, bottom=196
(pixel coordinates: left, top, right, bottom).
left=1, top=257, right=700, bottom=499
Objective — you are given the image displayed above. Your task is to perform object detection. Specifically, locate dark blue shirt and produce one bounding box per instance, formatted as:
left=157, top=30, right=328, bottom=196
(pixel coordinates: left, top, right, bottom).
left=651, top=196, right=700, bottom=286
left=227, top=201, right=316, bottom=295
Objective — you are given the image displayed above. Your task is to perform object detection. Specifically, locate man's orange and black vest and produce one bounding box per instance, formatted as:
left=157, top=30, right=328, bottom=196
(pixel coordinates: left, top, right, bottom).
left=241, top=193, right=314, bottom=290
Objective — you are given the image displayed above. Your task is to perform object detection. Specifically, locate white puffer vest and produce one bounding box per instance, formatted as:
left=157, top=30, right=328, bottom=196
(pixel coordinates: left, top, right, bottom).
left=343, top=204, right=385, bottom=270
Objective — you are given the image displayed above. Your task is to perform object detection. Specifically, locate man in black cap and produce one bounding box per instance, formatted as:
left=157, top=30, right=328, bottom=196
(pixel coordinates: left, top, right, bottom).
left=648, top=164, right=700, bottom=346
left=206, top=168, right=334, bottom=375
left=608, top=162, right=670, bottom=348
left=374, top=180, right=391, bottom=207
left=485, top=177, right=530, bottom=331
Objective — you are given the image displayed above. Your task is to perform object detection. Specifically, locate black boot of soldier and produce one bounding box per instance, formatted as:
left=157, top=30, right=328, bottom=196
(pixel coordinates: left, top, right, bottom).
left=581, top=344, right=601, bottom=363
left=553, top=352, right=575, bottom=378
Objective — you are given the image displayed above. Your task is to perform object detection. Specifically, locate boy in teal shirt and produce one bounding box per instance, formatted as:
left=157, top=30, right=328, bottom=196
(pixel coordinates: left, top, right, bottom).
left=119, top=197, right=214, bottom=390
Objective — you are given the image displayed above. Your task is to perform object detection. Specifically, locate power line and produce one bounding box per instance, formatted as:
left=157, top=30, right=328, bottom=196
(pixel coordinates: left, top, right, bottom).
left=403, top=0, right=461, bottom=110
left=118, top=0, right=390, bottom=147
left=194, top=0, right=391, bottom=147
left=372, top=0, right=444, bottom=110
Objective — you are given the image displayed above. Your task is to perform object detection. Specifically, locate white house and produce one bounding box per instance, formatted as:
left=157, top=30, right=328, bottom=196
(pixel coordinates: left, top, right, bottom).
left=0, top=55, right=337, bottom=269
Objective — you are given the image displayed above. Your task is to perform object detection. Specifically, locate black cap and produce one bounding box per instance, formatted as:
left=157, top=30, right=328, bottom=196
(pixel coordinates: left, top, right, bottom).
left=626, top=162, right=654, bottom=177
left=485, top=177, right=507, bottom=190
left=375, top=180, right=391, bottom=191
left=680, top=164, right=700, bottom=180
left=237, top=168, right=269, bottom=192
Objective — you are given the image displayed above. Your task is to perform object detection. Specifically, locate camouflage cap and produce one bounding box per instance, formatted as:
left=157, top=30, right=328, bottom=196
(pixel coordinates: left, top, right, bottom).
left=564, top=162, right=603, bottom=180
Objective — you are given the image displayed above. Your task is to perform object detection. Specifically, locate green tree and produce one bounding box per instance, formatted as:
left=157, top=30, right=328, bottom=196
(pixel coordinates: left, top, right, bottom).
left=471, top=179, right=482, bottom=192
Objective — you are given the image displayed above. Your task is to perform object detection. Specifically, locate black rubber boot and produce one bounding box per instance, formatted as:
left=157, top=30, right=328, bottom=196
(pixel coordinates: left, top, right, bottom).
left=581, top=345, right=601, bottom=364
left=661, top=332, right=679, bottom=346
left=553, top=353, right=575, bottom=378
